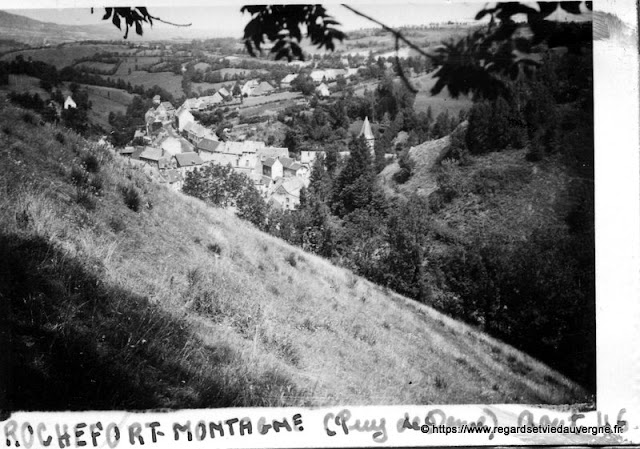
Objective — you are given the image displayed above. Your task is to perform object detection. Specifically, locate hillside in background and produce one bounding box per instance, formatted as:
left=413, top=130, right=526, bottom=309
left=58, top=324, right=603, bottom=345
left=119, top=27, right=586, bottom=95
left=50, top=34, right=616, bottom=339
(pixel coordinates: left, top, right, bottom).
left=0, top=10, right=116, bottom=46
left=0, top=100, right=589, bottom=410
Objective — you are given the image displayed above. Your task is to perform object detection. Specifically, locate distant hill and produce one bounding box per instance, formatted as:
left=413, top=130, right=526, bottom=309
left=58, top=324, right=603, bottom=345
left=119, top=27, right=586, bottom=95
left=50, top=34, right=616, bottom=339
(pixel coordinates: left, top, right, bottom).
left=0, top=98, right=588, bottom=410
left=0, top=10, right=242, bottom=46
left=0, top=10, right=116, bottom=46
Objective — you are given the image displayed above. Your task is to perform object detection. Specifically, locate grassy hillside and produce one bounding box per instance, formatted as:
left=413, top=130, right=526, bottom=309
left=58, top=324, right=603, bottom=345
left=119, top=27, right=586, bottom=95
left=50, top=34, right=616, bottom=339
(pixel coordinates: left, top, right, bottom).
left=377, top=119, right=594, bottom=391
left=412, top=71, right=473, bottom=118
left=0, top=101, right=589, bottom=410
left=0, top=44, right=135, bottom=69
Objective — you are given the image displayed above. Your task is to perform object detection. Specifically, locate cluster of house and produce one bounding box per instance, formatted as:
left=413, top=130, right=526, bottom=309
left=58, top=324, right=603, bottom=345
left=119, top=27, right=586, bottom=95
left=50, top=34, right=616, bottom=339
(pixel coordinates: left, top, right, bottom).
left=280, top=66, right=362, bottom=98
left=123, top=92, right=324, bottom=209
left=120, top=59, right=379, bottom=210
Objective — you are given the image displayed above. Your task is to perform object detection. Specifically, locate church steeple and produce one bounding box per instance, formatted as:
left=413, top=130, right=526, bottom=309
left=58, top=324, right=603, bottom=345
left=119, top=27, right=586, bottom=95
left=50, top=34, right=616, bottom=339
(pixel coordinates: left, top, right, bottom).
left=359, top=116, right=375, bottom=152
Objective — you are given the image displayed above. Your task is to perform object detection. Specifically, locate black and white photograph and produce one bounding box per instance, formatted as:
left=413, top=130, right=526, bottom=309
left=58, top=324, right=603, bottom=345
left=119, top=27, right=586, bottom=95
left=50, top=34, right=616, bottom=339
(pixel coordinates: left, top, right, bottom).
left=0, top=0, right=637, bottom=445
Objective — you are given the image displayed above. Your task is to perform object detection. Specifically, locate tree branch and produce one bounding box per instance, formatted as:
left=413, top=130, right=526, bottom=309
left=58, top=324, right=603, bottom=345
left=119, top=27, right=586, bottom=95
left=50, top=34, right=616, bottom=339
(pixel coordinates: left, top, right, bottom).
left=147, top=15, right=192, bottom=27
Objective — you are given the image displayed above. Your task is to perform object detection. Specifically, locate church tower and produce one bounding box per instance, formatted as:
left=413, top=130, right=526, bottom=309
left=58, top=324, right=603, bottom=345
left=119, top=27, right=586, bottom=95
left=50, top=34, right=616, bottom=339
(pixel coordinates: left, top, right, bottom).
left=358, top=116, right=375, bottom=153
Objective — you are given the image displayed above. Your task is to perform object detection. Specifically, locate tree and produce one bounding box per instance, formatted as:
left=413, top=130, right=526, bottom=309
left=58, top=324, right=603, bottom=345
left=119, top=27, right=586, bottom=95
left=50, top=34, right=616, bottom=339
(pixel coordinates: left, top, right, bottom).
left=289, top=74, right=315, bottom=96
left=331, top=136, right=376, bottom=217
left=382, top=196, right=433, bottom=302
left=393, top=148, right=415, bottom=184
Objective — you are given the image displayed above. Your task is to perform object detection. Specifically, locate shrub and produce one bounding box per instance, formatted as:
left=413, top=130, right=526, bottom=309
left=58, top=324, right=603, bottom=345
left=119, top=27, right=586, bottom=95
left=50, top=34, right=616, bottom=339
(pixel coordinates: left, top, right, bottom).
left=393, top=148, right=415, bottom=184
left=207, top=242, right=222, bottom=256
left=70, top=165, right=88, bottom=187
left=89, top=175, right=104, bottom=196
left=76, top=188, right=96, bottom=211
left=122, top=185, right=142, bottom=212
left=22, top=112, right=37, bottom=125
left=108, top=216, right=126, bottom=233
left=285, top=252, right=297, bottom=267
left=434, top=375, right=448, bottom=390
left=83, top=153, right=100, bottom=173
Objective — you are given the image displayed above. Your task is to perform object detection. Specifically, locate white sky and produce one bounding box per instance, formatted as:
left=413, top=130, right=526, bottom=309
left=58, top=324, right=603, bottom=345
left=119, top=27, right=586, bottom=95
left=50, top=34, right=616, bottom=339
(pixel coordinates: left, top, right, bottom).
left=2, top=2, right=489, bottom=38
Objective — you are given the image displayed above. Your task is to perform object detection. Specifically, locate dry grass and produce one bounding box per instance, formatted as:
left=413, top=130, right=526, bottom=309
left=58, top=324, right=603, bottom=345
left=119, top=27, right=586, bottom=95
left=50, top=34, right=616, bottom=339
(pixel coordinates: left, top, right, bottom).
left=0, top=100, right=589, bottom=410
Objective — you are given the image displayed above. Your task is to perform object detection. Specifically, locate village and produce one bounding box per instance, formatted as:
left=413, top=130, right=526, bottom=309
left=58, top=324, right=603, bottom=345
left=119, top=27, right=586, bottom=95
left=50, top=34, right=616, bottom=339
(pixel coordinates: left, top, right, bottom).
left=111, top=68, right=375, bottom=210
left=0, top=4, right=601, bottom=416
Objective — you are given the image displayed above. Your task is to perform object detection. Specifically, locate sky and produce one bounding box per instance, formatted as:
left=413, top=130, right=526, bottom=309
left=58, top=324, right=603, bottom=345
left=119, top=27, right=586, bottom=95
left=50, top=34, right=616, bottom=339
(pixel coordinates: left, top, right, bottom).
left=3, top=2, right=488, bottom=38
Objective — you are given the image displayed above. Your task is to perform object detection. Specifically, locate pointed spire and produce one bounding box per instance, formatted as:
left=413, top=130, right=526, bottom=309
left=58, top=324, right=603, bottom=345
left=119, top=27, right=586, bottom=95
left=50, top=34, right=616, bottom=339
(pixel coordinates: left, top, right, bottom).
left=359, top=116, right=374, bottom=140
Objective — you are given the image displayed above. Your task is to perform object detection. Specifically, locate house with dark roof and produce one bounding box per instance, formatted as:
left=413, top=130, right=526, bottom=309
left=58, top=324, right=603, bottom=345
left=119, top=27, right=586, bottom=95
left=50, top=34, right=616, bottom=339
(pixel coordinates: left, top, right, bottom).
left=184, top=122, right=207, bottom=143
left=281, top=158, right=305, bottom=178
left=196, top=137, right=222, bottom=154
left=138, top=146, right=164, bottom=168
left=174, top=152, right=203, bottom=172
left=262, top=157, right=283, bottom=179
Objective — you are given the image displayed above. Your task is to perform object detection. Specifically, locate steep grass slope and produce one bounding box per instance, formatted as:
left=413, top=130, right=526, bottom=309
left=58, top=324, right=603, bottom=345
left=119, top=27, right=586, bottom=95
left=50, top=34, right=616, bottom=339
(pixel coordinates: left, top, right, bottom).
left=0, top=102, right=589, bottom=410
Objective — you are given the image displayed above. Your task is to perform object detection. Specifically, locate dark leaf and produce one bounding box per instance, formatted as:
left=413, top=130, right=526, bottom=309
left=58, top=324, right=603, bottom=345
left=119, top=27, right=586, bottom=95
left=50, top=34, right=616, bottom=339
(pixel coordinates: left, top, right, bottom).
left=112, top=13, right=121, bottom=30
left=475, top=8, right=494, bottom=20
left=537, top=2, right=559, bottom=18
left=102, top=8, right=112, bottom=20
left=559, top=2, right=582, bottom=15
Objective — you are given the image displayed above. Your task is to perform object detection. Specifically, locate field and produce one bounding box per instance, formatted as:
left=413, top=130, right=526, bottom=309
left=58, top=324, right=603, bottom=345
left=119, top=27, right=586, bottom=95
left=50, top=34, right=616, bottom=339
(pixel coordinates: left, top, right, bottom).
left=4, top=74, right=49, bottom=97
left=1, top=75, right=134, bottom=131
left=0, top=43, right=134, bottom=69
left=192, top=81, right=231, bottom=95
left=82, top=84, right=134, bottom=130
left=412, top=71, right=473, bottom=118
left=0, top=100, right=589, bottom=409
left=115, top=56, right=163, bottom=76
left=236, top=92, right=303, bottom=117
left=75, top=61, right=118, bottom=72
left=242, top=91, right=301, bottom=107
left=194, top=62, right=210, bottom=71
left=302, top=25, right=474, bottom=56
left=116, top=70, right=184, bottom=98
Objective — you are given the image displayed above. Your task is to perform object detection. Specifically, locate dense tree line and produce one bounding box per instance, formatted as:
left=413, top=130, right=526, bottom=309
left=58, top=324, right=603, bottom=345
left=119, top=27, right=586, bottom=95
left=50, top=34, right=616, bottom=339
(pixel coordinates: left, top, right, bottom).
left=182, top=164, right=268, bottom=228
left=108, top=95, right=154, bottom=147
